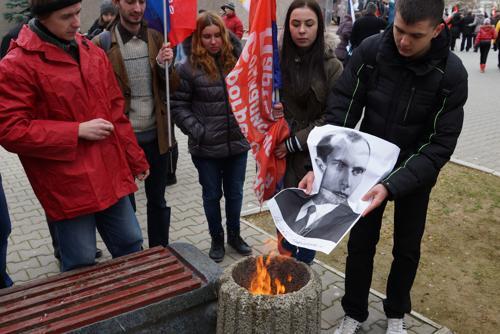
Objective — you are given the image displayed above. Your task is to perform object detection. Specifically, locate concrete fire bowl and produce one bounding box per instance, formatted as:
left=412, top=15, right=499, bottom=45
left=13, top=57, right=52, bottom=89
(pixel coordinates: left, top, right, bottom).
left=217, top=256, right=322, bottom=334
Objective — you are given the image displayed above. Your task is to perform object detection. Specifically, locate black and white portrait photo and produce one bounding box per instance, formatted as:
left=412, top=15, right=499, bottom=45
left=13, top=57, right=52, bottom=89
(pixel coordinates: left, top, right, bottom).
left=268, top=126, right=400, bottom=253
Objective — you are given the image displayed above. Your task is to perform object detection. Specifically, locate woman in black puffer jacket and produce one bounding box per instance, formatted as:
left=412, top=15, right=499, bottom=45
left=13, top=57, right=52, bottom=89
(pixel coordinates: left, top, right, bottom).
left=171, top=11, right=251, bottom=263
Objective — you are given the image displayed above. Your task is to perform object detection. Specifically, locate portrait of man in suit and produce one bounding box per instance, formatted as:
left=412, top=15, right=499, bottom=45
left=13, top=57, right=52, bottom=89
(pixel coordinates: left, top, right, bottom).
left=274, top=130, right=371, bottom=243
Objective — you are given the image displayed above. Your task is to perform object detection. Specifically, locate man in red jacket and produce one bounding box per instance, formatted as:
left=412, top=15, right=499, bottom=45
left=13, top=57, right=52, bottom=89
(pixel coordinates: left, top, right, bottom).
left=0, top=0, right=149, bottom=272
left=221, top=2, right=244, bottom=39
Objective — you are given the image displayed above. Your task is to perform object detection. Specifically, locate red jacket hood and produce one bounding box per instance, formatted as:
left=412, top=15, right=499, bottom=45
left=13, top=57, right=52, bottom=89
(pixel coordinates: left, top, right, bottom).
left=11, top=25, right=89, bottom=61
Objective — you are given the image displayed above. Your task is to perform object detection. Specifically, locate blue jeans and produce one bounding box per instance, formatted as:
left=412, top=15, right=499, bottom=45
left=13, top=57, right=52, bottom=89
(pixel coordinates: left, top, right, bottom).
left=130, top=137, right=171, bottom=247
left=53, top=197, right=143, bottom=272
left=192, top=152, right=247, bottom=237
left=0, top=174, right=13, bottom=288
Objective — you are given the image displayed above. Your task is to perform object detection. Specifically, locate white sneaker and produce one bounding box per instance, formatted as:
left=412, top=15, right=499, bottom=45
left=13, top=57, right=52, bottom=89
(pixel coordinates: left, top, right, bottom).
left=334, top=316, right=361, bottom=334
left=386, top=318, right=408, bottom=334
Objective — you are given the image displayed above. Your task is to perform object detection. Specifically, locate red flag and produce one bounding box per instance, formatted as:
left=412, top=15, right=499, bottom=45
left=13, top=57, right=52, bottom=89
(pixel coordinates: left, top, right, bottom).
left=167, top=0, right=197, bottom=46
left=226, top=0, right=289, bottom=203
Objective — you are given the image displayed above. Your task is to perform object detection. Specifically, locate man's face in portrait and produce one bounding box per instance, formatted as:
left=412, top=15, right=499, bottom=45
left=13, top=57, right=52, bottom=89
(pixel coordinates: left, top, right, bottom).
left=316, top=134, right=370, bottom=201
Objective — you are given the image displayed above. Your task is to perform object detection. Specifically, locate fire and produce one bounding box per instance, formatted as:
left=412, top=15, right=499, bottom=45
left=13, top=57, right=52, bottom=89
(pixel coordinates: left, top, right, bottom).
left=248, top=255, right=290, bottom=295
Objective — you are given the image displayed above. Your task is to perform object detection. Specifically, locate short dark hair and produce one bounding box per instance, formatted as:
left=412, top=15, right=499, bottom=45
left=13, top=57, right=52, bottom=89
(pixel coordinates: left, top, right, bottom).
left=396, top=0, right=444, bottom=26
left=365, top=2, right=377, bottom=15
left=316, top=132, right=370, bottom=163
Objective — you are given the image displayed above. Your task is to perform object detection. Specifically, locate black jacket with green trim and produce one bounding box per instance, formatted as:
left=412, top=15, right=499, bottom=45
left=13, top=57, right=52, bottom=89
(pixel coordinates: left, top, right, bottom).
left=325, top=26, right=468, bottom=199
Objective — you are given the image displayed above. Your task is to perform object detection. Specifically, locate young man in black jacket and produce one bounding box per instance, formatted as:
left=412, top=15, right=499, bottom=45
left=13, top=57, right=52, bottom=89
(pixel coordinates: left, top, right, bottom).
left=299, top=0, right=468, bottom=333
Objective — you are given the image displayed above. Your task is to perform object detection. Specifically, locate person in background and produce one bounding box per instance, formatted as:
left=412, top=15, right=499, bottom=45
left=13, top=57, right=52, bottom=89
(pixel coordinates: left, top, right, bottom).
left=87, top=0, right=117, bottom=40
left=350, top=2, right=387, bottom=49
left=221, top=2, right=244, bottom=39
left=303, top=0, right=467, bottom=332
left=0, top=0, right=148, bottom=272
left=92, top=0, right=178, bottom=247
left=171, top=12, right=251, bottom=263
left=470, top=9, right=485, bottom=52
left=474, top=18, right=497, bottom=72
left=335, top=14, right=353, bottom=65
left=491, top=12, right=500, bottom=51
left=460, top=11, right=475, bottom=52
left=272, top=0, right=343, bottom=264
left=448, top=10, right=462, bottom=51
left=0, top=174, right=13, bottom=289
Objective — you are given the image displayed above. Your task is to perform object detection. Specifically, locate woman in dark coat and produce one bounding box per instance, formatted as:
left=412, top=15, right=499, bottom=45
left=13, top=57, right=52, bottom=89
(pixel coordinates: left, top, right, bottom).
left=171, top=12, right=251, bottom=263
left=273, top=0, right=343, bottom=264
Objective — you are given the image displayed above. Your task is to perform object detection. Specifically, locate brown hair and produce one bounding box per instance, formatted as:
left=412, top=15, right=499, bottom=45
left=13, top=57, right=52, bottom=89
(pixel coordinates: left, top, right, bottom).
left=190, top=11, right=236, bottom=81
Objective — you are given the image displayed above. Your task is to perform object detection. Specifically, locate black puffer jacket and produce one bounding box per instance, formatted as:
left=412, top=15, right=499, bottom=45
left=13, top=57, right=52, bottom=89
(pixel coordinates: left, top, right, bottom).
left=326, top=25, right=468, bottom=199
left=171, top=55, right=249, bottom=158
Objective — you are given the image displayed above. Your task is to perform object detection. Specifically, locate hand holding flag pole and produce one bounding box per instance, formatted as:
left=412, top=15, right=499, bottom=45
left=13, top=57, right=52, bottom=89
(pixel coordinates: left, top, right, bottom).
left=144, top=0, right=197, bottom=147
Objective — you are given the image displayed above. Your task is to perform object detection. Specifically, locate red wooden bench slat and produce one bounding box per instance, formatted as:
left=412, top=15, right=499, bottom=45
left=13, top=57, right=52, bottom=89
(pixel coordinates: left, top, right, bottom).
left=0, top=248, right=173, bottom=304
left=0, top=256, right=180, bottom=317
left=0, top=273, right=202, bottom=333
left=0, top=262, right=188, bottom=326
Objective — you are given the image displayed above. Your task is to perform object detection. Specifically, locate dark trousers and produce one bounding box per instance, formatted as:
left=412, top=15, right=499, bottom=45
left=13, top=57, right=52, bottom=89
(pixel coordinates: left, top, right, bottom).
left=0, top=175, right=13, bottom=288
left=191, top=152, right=247, bottom=237
left=479, top=41, right=491, bottom=64
left=341, top=188, right=431, bottom=321
left=450, top=36, right=458, bottom=51
left=130, top=138, right=171, bottom=247
left=460, top=35, right=473, bottom=51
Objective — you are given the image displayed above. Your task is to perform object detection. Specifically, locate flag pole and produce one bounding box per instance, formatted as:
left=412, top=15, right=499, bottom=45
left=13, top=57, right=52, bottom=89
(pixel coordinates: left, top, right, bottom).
left=163, top=0, right=173, bottom=148
left=163, top=0, right=174, bottom=176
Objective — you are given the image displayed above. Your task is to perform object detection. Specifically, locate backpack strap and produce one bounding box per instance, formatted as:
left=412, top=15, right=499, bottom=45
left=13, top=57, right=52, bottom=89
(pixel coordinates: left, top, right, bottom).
left=98, top=30, right=112, bottom=53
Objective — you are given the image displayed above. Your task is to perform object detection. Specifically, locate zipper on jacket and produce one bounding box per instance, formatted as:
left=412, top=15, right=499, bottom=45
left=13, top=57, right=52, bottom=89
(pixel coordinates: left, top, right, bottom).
left=403, top=87, right=416, bottom=123
left=216, top=58, right=233, bottom=156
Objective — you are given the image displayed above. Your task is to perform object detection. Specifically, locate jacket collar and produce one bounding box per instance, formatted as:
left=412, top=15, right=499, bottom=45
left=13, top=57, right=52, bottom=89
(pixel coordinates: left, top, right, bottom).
left=376, top=23, right=450, bottom=75
left=116, top=21, right=148, bottom=44
left=13, top=23, right=90, bottom=65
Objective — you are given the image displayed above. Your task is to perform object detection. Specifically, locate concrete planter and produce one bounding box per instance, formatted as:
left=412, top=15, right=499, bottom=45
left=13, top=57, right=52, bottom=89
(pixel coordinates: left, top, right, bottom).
left=217, top=256, right=322, bottom=334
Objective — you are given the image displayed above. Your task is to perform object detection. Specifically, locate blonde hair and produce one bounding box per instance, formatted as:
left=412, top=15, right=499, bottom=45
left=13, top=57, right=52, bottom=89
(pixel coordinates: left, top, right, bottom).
left=191, top=11, right=237, bottom=81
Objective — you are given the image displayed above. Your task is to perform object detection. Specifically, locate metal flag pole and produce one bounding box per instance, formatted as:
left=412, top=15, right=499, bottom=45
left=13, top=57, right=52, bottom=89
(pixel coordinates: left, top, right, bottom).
left=163, top=0, right=172, bottom=148
left=163, top=0, right=174, bottom=174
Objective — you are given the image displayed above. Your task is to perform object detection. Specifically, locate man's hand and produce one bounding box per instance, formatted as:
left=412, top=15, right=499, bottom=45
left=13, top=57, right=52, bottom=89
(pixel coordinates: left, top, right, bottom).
left=271, top=102, right=284, bottom=120
left=274, top=142, right=287, bottom=159
left=156, top=42, right=174, bottom=66
left=135, top=169, right=150, bottom=181
left=298, top=171, right=315, bottom=195
left=78, top=118, right=114, bottom=141
left=361, top=183, right=389, bottom=217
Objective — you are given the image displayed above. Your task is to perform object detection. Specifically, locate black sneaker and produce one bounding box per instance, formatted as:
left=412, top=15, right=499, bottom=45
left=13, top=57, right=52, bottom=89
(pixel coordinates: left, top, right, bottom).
left=209, top=235, right=225, bottom=262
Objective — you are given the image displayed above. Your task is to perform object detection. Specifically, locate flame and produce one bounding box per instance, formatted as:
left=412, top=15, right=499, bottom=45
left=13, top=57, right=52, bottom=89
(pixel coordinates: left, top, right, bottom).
left=248, top=255, right=288, bottom=295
